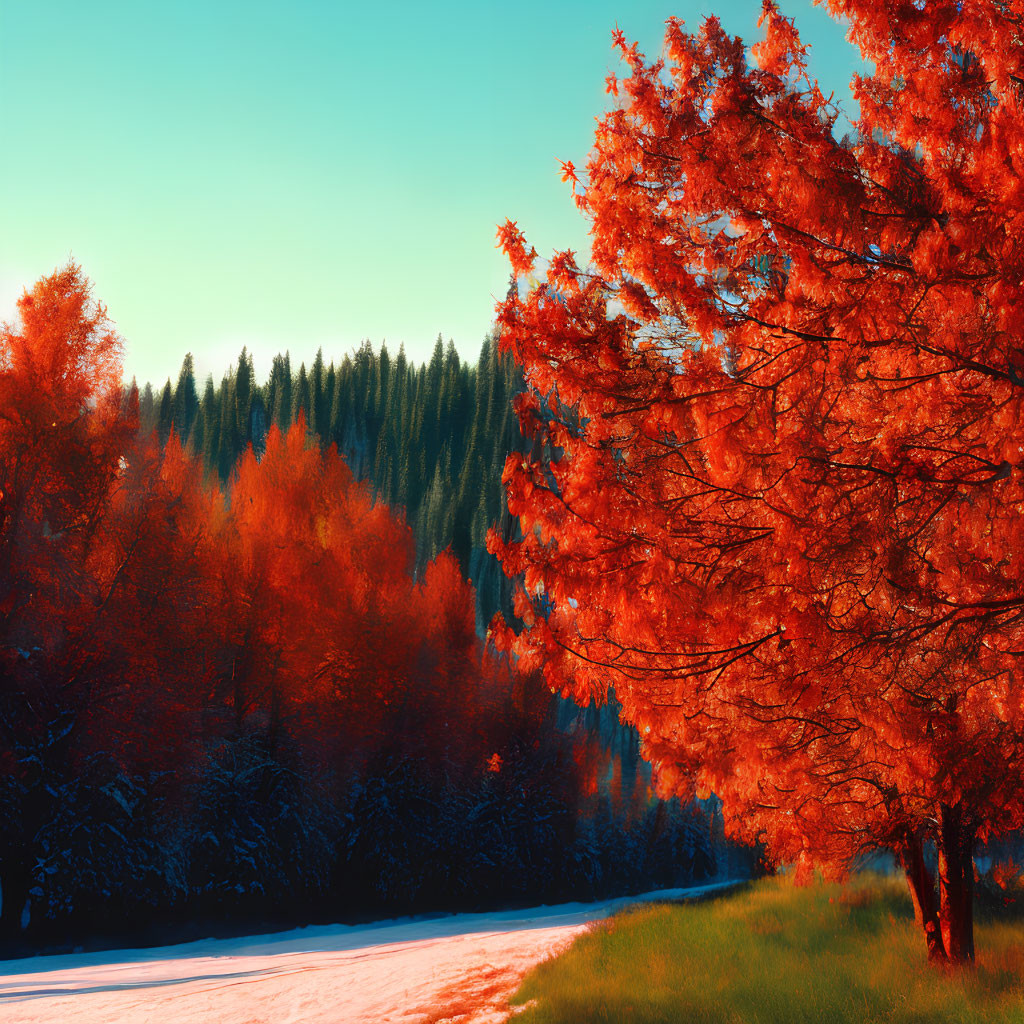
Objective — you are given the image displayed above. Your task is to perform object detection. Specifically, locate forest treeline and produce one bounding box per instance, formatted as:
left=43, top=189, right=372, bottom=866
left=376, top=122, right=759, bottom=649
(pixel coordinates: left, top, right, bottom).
left=139, top=333, right=516, bottom=591
left=0, top=266, right=724, bottom=955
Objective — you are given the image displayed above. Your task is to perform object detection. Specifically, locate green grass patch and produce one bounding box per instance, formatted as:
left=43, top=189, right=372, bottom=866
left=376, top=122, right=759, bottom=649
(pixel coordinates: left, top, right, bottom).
left=510, top=876, right=1024, bottom=1023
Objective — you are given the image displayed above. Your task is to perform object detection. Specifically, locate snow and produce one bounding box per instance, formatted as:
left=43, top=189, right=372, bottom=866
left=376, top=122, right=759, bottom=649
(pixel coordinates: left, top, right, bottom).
left=0, top=880, right=738, bottom=1023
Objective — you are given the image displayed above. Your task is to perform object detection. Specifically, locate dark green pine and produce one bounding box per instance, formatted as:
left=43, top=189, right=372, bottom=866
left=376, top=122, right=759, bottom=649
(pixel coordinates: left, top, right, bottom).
left=235, top=348, right=254, bottom=450
left=139, top=382, right=156, bottom=438
left=157, top=380, right=174, bottom=444
left=294, top=362, right=312, bottom=427
left=173, top=353, right=200, bottom=445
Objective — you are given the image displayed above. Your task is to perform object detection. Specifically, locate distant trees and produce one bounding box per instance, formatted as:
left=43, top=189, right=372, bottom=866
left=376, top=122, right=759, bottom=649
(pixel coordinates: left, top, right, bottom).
left=142, top=334, right=522, bottom=588
left=0, top=264, right=718, bottom=948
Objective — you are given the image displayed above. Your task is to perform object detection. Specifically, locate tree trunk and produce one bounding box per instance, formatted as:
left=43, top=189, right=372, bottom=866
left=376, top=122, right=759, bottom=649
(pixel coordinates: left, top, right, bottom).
left=937, top=803, right=975, bottom=964
left=897, top=836, right=945, bottom=962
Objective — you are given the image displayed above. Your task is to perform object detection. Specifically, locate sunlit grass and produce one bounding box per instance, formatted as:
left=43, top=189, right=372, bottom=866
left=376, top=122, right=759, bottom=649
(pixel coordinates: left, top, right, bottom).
left=510, top=875, right=1024, bottom=1023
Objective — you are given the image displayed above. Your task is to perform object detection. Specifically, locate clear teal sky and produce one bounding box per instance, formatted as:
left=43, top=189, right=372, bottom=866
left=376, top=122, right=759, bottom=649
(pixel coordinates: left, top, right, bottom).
left=0, top=1, right=866, bottom=387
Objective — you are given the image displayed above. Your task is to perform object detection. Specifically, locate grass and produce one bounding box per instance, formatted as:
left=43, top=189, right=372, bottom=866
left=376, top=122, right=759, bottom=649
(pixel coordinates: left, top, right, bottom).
left=509, top=875, right=1024, bottom=1023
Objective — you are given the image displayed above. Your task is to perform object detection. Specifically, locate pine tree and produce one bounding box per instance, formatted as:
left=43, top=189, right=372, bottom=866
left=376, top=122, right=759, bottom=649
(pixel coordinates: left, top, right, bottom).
left=422, top=337, right=445, bottom=478
left=376, top=343, right=392, bottom=429
left=328, top=358, right=351, bottom=448
left=249, top=391, right=268, bottom=459
left=190, top=401, right=205, bottom=456
left=269, top=353, right=292, bottom=431
left=217, top=370, right=237, bottom=480
left=235, top=348, right=254, bottom=450
left=373, top=428, right=394, bottom=506
left=173, top=353, right=200, bottom=445
left=199, top=375, right=219, bottom=469
left=294, top=362, right=311, bottom=425
left=157, top=380, right=173, bottom=444
left=139, top=382, right=156, bottom=438
left=321, top=362, right=336, bottom=448
left=309, top=348, right=326, bottom=437
left=353, top=341, right=374, bottom=425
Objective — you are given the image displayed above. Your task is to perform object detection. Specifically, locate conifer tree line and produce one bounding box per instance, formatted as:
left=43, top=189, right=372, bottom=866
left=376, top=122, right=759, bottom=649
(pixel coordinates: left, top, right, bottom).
left=138, top=335, right=521, bottom=590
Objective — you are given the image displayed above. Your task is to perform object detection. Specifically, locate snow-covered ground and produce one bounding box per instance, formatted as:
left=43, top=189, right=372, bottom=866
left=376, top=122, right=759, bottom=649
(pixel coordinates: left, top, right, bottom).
left=0, top=880, right=737, bottom=1023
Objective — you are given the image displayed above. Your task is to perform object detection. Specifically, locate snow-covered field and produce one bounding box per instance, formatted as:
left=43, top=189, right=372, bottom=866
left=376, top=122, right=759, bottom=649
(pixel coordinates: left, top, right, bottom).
left=0, top=881, right=736, bottom=1023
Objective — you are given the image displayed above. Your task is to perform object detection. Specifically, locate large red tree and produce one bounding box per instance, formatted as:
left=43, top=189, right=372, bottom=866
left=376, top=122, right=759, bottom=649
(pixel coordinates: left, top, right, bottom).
left=0, top=264, right=142, bottom=935
left=490, top=0, right=1024, bottom=962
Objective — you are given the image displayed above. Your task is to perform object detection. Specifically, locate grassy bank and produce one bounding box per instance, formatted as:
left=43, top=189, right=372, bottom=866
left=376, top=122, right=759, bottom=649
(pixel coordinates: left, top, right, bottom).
left=509, top=875, right=1024, bottom=1023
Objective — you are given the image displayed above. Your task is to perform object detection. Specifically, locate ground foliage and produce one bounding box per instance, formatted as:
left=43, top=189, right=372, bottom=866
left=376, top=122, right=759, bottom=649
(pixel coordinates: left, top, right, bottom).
left=512, top=875, right=1024, bottom=1024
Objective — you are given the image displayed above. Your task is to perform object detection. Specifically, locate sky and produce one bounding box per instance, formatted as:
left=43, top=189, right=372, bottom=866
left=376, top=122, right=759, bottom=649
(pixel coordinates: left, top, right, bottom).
left=0, top=1, right=867, bottom=388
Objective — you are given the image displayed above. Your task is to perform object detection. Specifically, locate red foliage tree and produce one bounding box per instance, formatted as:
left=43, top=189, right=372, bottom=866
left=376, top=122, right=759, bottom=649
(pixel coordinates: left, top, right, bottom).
left=0, top=263, right=132, bottom=642
left=223, top=417, right=496, bottom=774
left=82, top=430, right=225, bottom=774
left=490, top=1, right=1024, bottom=962
left=234, top=420, right=413, bottom=761
left=0, top=264, right=139, bottom=934
left=0, top=267, right=234, bottom=933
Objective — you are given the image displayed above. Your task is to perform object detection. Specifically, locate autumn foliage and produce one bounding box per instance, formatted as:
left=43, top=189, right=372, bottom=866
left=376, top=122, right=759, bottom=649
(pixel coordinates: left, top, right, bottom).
left=0, top=265, right=510, bottom=935
left=491, top=0, right=1024, bottom=963
left=0, top=263, right=717, bottom=946
left=0, top=271, right=492, bottom=778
